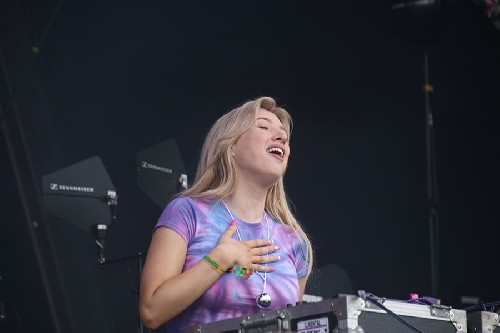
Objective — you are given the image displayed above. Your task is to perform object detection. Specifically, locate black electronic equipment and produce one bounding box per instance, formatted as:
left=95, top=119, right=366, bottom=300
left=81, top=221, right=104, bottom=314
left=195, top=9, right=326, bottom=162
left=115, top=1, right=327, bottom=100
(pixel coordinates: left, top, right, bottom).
left=42, top=155, right=117, bottom=264
left=136, top=138, right=187, bottom=209
left=467, top=311, right=499, bottom=333
left=186, top=294, right=467, bottom=333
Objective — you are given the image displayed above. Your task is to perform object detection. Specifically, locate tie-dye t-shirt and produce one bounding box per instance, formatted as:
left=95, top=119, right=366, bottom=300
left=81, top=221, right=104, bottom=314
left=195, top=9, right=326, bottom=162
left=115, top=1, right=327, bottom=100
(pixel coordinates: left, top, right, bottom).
left=154, top=196, right=309, bottom=333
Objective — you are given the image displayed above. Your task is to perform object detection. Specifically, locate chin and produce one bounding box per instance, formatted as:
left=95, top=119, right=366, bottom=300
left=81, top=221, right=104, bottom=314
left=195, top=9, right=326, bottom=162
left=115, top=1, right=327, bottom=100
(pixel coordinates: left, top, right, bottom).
left=260, top=172, right=283, bottom=188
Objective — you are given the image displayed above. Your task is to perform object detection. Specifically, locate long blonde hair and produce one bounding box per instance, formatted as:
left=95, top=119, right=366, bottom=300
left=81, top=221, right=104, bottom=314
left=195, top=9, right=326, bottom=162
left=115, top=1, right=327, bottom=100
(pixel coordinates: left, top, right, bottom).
left=182, top=97, right=313, bottom=276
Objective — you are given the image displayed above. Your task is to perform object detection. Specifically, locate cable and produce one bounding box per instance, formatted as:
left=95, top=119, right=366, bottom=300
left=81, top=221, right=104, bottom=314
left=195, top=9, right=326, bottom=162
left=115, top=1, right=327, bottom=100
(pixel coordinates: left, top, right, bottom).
left=406, top=298, right=435, bottom=306
left=360, top=292, right=424, bottom=333
left=462, top=301, right=500, bottom=313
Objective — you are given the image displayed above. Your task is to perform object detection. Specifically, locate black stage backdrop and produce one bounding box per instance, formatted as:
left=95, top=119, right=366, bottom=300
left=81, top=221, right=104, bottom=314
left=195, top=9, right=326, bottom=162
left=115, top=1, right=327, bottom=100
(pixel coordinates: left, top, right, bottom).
left=1, top=1, right=499, bottom=332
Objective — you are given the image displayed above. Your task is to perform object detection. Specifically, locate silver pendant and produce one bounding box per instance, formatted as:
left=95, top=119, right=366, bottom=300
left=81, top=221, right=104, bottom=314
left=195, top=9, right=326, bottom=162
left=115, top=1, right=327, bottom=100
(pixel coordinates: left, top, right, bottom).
left=256, top=293, right=272, bottom=308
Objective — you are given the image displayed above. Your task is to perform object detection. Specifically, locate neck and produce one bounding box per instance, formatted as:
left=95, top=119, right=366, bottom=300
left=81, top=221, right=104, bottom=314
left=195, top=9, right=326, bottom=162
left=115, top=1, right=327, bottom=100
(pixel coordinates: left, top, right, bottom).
left=224, top=181, right=268, bottom=223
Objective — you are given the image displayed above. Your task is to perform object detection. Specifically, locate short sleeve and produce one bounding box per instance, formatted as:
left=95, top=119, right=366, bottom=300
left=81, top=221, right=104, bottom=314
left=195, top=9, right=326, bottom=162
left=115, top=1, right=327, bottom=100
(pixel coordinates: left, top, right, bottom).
left=154, top=197, right=196, bottom=245
left=294, top=236, right=310, bottom=279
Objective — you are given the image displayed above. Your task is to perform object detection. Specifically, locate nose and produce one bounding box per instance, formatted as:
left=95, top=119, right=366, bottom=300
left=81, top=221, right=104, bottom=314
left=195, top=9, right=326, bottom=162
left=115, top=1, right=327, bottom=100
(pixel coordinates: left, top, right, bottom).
left=272, top=128, right=288, bottom=144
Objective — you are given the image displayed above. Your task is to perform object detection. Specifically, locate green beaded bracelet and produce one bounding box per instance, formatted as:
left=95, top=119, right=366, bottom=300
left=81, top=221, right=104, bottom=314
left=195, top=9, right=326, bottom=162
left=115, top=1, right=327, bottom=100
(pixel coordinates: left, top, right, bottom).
left=202, top=255, right=226, bottom=275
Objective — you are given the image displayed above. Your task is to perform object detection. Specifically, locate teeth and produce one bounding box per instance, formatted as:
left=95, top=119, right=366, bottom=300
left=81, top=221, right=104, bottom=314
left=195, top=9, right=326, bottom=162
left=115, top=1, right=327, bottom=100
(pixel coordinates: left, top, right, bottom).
left=267, top=147, right=284, bottom=158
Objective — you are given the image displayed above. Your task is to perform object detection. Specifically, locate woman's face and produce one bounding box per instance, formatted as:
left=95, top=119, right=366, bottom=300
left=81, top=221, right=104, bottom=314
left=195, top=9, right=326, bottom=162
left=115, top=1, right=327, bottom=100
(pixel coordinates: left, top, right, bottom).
left=231, top=108, right=290, bottom=187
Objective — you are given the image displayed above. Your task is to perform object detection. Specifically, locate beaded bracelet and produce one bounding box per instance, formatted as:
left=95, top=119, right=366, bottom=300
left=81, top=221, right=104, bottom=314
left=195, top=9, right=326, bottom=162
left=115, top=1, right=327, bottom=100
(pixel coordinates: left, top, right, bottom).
left=230, top=265, right=254, bottom=280
left=202, top=255, right=226, bottom=275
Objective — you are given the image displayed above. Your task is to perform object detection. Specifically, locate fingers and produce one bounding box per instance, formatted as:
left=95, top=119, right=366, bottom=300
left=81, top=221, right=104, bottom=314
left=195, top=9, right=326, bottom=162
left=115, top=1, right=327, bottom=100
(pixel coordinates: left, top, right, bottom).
left=250, top=245, right=280, bottom=256
left=253, top=252, right=280, bottom=263
left=250, top=245, right=280, bottom=272
left=231, top=246, right=280, bottom=272
left=246, top=243, right=280, bottom=269
left=225, top=236, right=280, bottom=271
left=251, top=264, right=277, bottom=273
left=233, top=263, right=276, bottom=274
left=243, top=239, right=274, bottom=248
left=219, top=220, right=237, bottom=241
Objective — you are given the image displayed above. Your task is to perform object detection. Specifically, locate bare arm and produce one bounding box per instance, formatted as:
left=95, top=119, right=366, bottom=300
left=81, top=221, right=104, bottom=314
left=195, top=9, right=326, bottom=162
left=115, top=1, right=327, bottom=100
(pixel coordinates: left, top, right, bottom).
left=139, top=228, right=219, bottom=329
left=139, top=223, right=279, bottom=330
left=298, top=275, right=308, bottom=301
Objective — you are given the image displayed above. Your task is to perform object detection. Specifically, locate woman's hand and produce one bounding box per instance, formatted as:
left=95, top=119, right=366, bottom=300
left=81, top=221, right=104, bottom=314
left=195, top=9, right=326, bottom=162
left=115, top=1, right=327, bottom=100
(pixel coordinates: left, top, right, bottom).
left=210, top=221, right=280, bottom=272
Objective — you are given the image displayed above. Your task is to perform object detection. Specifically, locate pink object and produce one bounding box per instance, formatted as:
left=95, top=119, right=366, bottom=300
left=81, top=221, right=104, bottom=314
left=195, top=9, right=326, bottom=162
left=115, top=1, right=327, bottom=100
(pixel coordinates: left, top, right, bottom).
left=410, top=293, right=419, bottom=300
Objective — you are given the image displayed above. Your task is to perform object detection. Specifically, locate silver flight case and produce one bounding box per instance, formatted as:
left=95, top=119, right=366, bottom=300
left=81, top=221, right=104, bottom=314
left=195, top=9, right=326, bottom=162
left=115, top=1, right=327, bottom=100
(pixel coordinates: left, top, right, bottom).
left=186, top=294, right=468, bottom=333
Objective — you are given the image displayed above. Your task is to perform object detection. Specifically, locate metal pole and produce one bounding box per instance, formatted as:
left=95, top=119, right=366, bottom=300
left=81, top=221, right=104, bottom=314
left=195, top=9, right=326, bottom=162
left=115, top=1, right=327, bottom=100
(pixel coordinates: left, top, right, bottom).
left=424, top=53, right=440, bottom=297
left=0, top=42, right=64, bottom=333
left=138, top=253, right=145, bottom=333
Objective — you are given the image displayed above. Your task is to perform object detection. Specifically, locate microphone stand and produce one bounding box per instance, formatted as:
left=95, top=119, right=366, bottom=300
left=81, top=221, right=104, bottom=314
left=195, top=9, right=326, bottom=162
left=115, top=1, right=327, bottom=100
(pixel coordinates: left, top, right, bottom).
left=424, top=53, right=440, bottom=297
left=95, top=190, right=150, bottom=333
left=100, top=253, right=148, bottom=333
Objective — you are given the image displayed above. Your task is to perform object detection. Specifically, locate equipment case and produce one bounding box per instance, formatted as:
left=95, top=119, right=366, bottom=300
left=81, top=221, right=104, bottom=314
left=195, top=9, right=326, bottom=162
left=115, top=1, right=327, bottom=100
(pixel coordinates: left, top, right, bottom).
left=186, top=294, right=467, bottom=333
left=467, top=311, right=499, bottom=333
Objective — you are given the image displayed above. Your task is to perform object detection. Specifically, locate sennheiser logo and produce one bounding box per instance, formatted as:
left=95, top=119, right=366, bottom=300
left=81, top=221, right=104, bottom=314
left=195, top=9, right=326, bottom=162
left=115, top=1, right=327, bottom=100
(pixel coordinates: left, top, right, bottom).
left=141, top=161, right=172, bottom=174
left=49, top=183, right=95, bottom=193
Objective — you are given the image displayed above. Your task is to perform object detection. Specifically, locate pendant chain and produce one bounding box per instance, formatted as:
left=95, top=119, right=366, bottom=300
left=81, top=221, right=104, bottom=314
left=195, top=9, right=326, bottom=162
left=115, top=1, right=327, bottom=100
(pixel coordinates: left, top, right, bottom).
left=221, top=201, right=269, bottom=293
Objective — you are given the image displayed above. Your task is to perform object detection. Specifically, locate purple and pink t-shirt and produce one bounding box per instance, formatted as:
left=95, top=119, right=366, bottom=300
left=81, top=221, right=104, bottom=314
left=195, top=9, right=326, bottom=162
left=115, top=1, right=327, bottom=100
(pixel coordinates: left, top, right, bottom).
left=155, top=196, right=309, bottom=333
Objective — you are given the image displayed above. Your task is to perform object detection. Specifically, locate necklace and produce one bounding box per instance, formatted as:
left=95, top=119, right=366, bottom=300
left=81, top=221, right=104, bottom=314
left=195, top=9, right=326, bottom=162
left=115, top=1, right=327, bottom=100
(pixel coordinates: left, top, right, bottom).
left=221, top=201, right=272, bottom=309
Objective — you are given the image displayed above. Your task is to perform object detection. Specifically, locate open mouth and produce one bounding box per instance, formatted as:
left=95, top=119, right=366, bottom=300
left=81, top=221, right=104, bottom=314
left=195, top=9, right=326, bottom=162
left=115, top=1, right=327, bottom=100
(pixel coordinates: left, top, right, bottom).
left=266, top=147, right=284, bottom=158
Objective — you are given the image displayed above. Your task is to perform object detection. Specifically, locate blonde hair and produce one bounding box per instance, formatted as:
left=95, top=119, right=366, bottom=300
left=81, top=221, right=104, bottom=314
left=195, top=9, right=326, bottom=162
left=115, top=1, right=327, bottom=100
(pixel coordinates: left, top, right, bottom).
left=182, top=97, right=313, bottom=276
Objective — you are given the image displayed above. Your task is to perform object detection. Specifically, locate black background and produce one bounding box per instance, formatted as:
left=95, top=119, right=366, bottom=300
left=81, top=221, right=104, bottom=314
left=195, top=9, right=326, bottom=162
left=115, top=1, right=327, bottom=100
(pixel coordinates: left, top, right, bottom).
left=1, top=0, right=499, bottom=332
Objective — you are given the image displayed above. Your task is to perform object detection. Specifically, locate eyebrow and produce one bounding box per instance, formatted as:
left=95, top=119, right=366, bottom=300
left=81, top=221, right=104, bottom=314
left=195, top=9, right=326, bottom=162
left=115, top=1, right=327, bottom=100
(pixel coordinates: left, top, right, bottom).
left=256, top=117, right=287, bottom=132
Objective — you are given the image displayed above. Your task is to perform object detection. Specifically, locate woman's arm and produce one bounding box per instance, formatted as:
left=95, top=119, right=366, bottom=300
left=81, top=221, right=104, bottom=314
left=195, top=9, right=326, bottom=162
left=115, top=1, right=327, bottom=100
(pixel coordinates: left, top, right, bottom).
left=139, top=227, right=221, bottom=329
left=298, top=275, right=308, bottom=301
left=139, top=224, right=279, bottom=329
